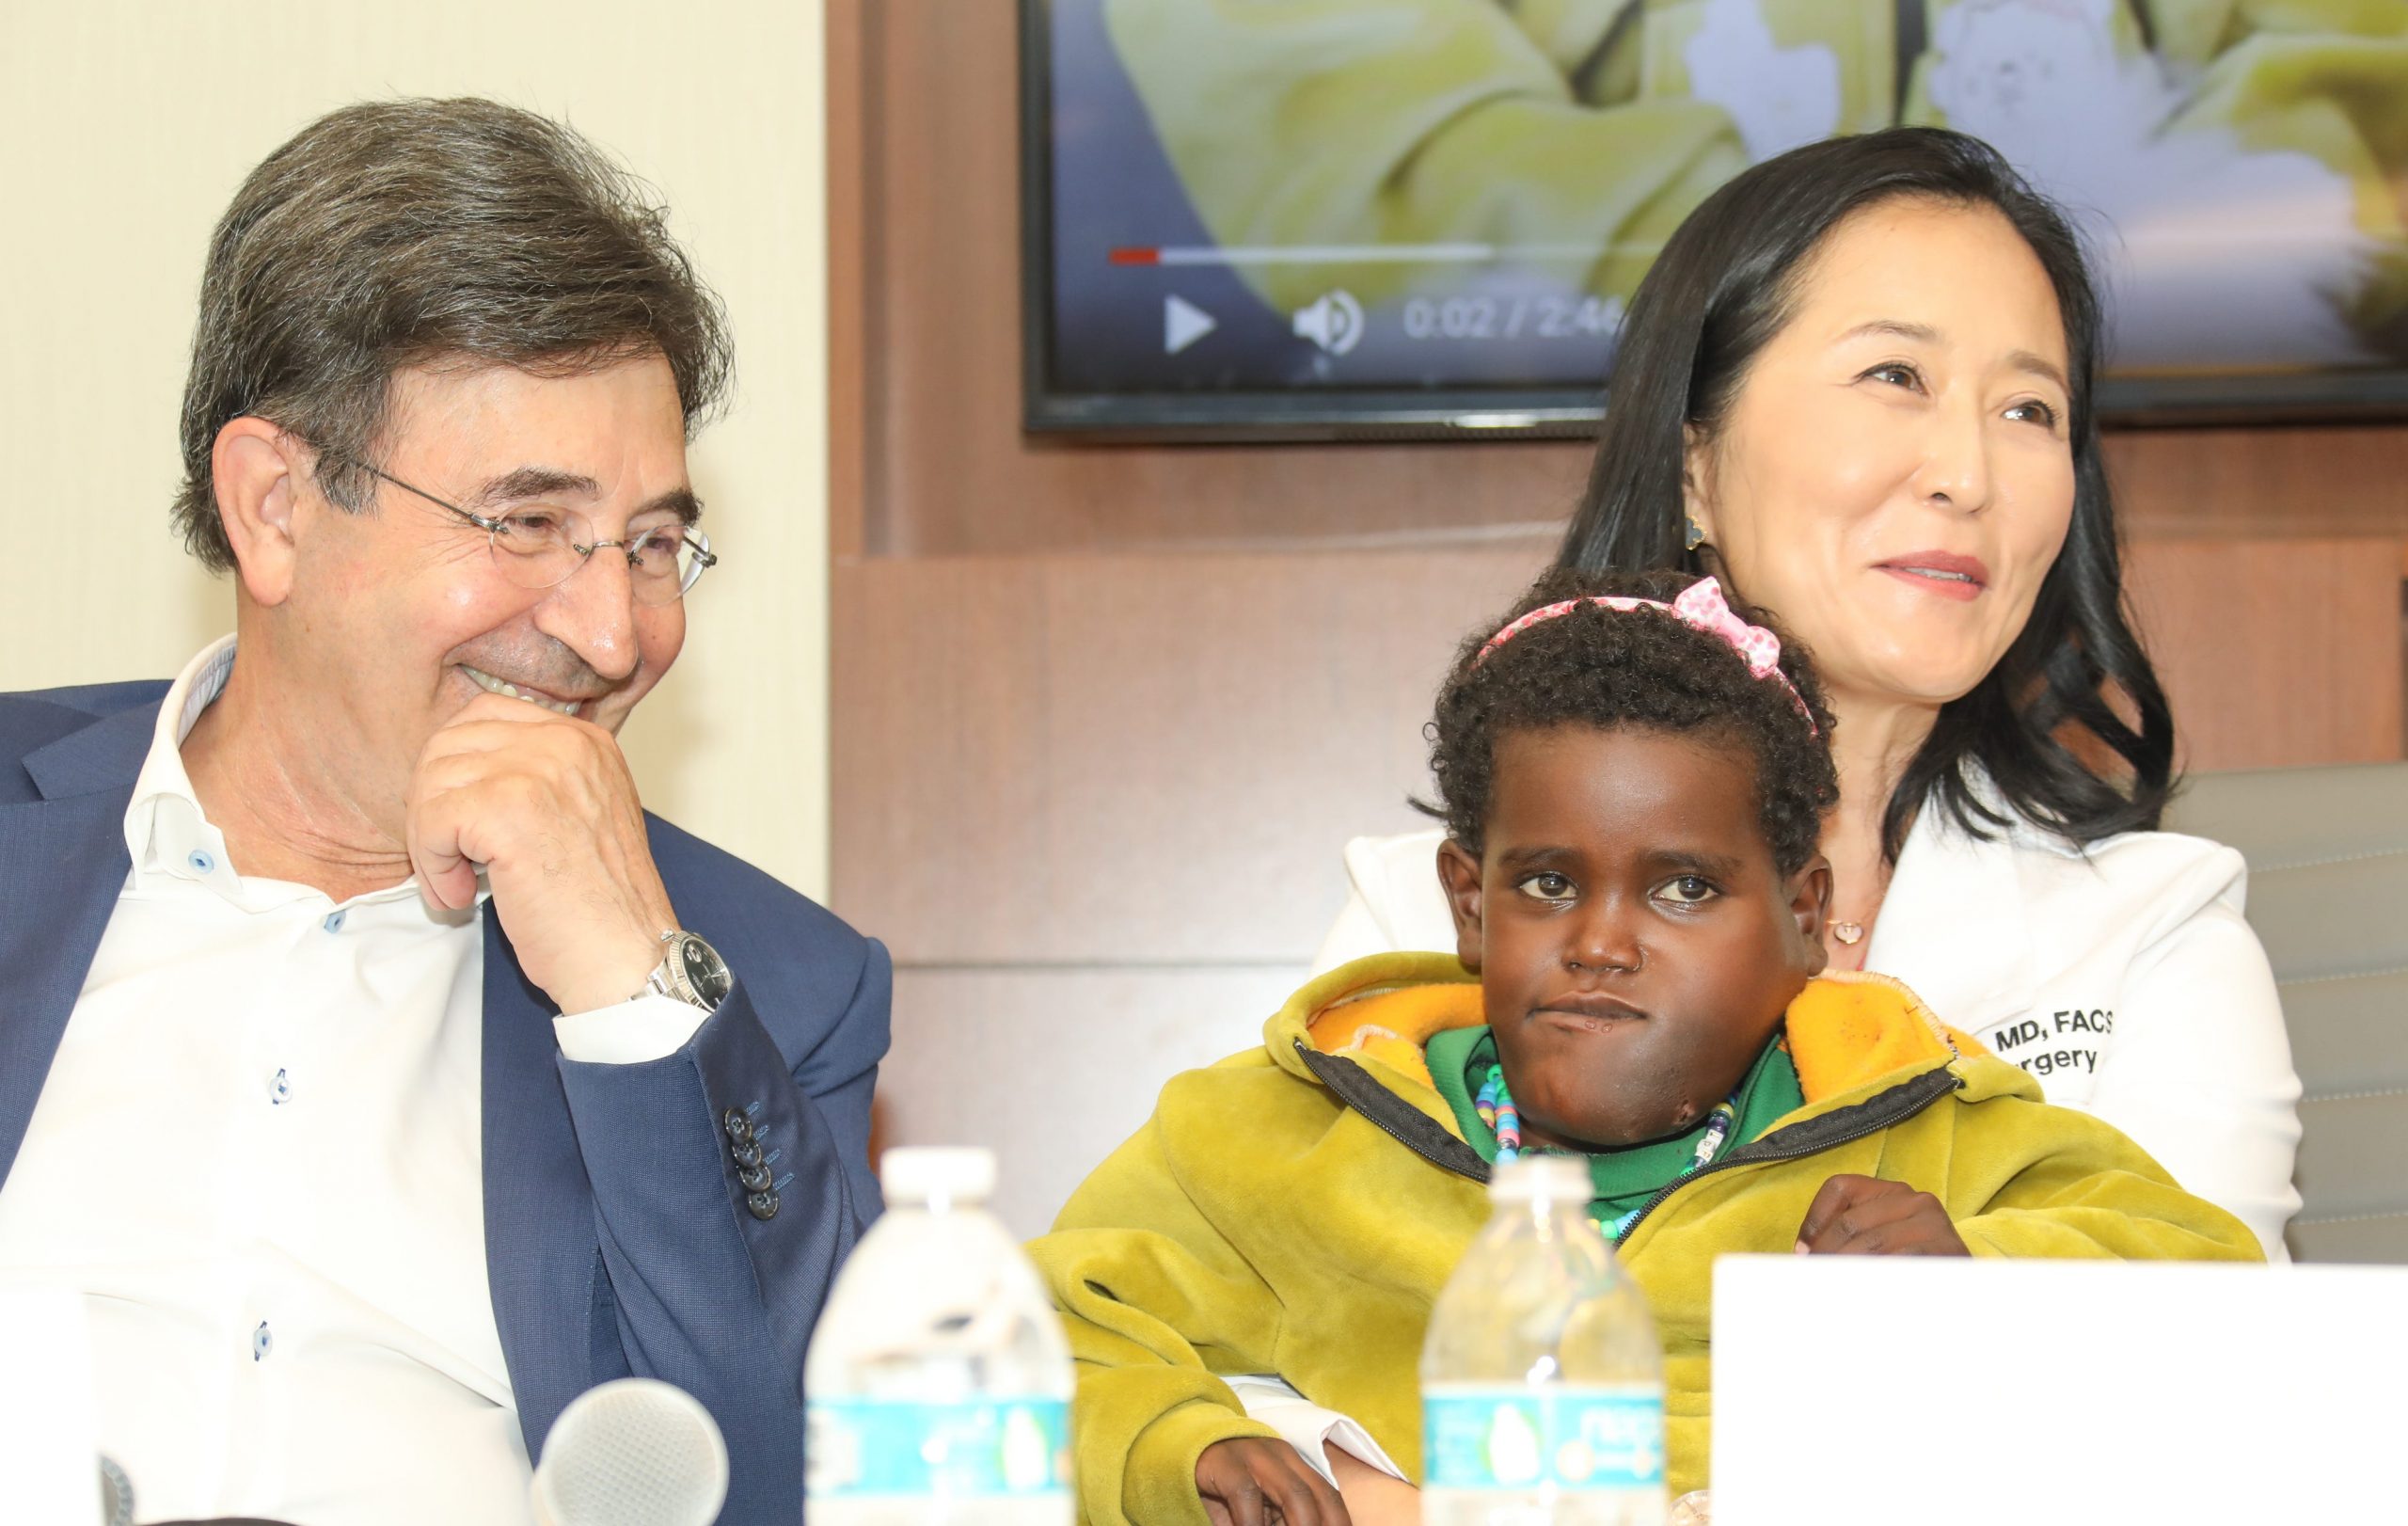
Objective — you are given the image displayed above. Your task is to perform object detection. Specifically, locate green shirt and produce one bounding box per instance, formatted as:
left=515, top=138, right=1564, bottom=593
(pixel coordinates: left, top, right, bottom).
left=1428, top=1025, right=1804, bottom=1231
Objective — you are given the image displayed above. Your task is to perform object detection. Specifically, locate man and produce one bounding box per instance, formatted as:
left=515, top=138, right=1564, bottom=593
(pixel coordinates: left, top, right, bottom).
left=0, top=99, right=887, bottom=1523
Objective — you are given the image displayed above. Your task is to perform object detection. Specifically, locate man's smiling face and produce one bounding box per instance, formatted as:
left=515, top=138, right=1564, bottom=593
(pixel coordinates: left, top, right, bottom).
left=1437, top=723, right=1829, bottom=1152
left=270, top=353, right=693, bottom=833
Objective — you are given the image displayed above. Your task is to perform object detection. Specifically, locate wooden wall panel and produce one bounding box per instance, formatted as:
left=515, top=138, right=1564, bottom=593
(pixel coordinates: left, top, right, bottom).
left=2106, top=429, right=2408, bottom=541
left=832, top=545, right=1545, bottom=965
left=833, top=538, right=2403, bottom=970
left=882, top=965, right=1310, bottom=1236
left=2128, top=538, right=2405, bottom=770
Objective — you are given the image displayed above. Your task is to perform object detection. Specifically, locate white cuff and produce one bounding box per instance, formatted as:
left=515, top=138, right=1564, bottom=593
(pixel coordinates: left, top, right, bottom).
left=1224, top=1375, right=1407, bottom=1488
left=553, top=993, right=709, bottom=1064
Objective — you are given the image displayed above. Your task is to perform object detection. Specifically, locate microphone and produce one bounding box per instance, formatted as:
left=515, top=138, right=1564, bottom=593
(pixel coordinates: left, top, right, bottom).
left=96, top=1454, right=133, bottom=1526
left=530, top=1378, right=728, bottom=1526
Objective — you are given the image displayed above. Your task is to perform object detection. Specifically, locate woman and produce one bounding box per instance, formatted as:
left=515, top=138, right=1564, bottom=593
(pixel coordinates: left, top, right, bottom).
left=1317, top=128, right=2302, bottom=1267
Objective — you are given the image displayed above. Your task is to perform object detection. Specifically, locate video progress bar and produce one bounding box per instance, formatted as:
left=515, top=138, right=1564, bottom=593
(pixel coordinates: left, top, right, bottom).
left=1107, top=242, right=1599, bottom=266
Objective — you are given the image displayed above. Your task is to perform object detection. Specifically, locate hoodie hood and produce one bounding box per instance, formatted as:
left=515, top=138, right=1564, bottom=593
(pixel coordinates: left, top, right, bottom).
left=1267, top=951, right=2031, bottom=1112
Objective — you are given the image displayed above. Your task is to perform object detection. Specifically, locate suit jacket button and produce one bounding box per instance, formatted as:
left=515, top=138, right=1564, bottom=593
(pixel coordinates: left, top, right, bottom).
left=739, top=1163, right=772, bottom=1193
left=731, top=1140, right=764, bottom=1170
left=722, top=1108, right=754, bottom=1145
left=747, top=1190, right=781, bottom=1221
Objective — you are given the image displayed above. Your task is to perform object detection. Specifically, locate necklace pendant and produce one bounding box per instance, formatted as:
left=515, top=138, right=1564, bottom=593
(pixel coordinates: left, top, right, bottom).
left=1832, top=921, right=1865, bottom=946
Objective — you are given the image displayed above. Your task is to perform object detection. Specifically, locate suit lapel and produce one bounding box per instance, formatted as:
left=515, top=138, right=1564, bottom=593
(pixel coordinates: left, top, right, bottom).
left=0, top=705, right=152, bottom=1184
left=479, top=913, right=602, bottom=1457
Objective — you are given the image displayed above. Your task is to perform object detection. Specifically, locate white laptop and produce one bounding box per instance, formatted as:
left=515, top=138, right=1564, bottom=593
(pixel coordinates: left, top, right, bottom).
left=1711, top=1255, right=2404, bottom=1526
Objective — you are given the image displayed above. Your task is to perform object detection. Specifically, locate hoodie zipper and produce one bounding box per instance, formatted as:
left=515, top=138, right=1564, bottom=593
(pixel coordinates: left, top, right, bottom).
left=1294, top=1041, right=1491, bottom=1181
left=1297, top=1038, right=1967, bottom=1237
left=1614, top=1065, right=1966, bottom=1242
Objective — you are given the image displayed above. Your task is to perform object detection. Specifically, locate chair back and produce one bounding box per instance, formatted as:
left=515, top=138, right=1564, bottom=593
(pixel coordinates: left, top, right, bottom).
left=2166, top=762, right=2408, bottom=1262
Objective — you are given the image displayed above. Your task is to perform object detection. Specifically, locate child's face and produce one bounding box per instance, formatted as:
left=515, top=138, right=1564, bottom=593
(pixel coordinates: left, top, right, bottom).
left=1436, top=723, right=1830, bottom=1152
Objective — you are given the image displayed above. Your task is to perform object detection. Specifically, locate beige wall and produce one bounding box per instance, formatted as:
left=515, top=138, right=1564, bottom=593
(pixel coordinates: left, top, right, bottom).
left=0, top=3, right=834, bottom=898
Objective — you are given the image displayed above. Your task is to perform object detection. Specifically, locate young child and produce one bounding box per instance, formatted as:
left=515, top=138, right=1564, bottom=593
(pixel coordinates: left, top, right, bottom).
left=1029, top=570, right=2260, bottom=1526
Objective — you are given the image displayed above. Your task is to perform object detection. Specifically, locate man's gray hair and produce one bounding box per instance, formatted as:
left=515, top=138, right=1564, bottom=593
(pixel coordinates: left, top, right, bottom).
left=172, top=97, right=734, bottom=572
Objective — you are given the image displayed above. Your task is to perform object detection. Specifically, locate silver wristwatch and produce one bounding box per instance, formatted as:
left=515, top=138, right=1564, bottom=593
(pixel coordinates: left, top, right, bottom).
left=641, top=930, right=734, bottom=1012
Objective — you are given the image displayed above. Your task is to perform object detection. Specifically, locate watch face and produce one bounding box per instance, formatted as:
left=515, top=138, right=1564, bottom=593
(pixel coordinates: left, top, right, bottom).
left=678, top=934, right=735, bottom=1006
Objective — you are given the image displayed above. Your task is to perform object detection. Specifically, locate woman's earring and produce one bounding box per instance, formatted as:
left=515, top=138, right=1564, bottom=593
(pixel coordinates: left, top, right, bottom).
left=1684, top=517, right=1705, bottom=552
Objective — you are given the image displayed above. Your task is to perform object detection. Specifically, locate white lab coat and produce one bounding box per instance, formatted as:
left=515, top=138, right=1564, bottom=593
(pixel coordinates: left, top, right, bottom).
left=1313, top=788, right=2304, bottom=1261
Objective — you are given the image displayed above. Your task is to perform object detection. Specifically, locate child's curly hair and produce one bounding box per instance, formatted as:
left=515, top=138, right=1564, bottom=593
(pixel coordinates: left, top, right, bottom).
left=1419, top=568, right=1840, bottom=875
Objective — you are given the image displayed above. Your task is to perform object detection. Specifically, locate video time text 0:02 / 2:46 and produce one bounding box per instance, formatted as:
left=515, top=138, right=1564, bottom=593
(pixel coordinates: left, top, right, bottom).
left=1400, top=294, right=1624, bottom=342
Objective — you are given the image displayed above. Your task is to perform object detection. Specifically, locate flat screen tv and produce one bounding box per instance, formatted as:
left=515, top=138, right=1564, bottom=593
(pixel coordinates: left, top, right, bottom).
left=1022, top=0, right=2408, bottom=440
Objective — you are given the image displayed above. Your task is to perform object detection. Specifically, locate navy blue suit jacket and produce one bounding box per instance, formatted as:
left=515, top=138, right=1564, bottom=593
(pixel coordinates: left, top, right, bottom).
left=0, top=680, right=891, bottom=1522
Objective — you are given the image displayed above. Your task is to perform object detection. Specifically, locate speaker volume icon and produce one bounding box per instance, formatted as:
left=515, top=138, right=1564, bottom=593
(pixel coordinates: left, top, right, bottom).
left=1291, top=289, right=1365, bottom=356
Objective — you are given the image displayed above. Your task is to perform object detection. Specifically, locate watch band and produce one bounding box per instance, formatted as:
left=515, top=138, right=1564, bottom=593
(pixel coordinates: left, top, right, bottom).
left=637, top=930, right=733, bottom=1012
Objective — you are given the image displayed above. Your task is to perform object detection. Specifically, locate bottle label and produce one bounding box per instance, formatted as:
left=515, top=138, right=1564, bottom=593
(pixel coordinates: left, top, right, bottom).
left=807, top=1397, right=1072, bottom=1499
left=1422, top=1383, right=1666, bottom=1492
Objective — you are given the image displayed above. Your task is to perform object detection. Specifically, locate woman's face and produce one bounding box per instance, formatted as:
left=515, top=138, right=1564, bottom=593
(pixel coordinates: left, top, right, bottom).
left=1687, top=198, right=2078, bottom=710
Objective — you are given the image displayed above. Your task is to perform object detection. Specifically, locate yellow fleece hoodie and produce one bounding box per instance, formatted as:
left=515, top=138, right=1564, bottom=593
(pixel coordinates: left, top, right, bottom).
left=1030, top=952, right=2261, bottom=1524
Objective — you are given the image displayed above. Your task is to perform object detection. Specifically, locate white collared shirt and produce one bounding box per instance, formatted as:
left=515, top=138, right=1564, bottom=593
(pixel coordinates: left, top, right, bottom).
left=0, top=639, right=706, bottom=1524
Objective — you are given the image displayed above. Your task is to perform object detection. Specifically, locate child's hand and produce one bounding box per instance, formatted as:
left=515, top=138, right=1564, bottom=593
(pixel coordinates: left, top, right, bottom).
left=1196, top=1437, right=1353, bottom=1526
left=1795, top=1174, right=1971, bottom=1256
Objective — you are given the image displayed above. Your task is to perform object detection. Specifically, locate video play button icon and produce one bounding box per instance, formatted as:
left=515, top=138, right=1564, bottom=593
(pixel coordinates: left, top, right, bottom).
left=1164, top=294, right=1217, bottom=355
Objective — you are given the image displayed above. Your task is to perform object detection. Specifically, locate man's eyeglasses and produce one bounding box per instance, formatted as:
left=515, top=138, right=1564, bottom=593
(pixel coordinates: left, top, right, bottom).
left=356, top=463, right=718, bottom=606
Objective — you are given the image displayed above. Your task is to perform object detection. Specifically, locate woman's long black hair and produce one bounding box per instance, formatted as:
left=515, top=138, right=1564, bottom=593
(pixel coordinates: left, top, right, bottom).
left=1559, top=127, right=2172, bottom=861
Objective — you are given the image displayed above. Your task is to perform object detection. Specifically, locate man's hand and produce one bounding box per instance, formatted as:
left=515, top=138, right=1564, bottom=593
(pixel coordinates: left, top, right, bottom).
left=1196, top=1438, right=1352, bottom=1526
left=1796, top=1174, right=1971, bottom=1257
left=406, top=693, right=677, bottom=1014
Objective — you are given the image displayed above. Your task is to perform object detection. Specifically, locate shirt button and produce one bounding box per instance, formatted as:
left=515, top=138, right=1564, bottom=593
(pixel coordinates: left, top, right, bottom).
left=269, top=1068, right=292, bottom=1106
left=252, top=1322, right=273, bottom=1361
left=187, top=850, right=216, bottom=876
left=323, top=910, right=346, bottom=933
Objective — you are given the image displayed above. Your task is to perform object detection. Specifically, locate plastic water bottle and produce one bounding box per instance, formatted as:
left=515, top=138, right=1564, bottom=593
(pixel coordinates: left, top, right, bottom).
left=1421, top=1155, right=1668, bottom=1526
left=805, top=1148, right=1074, bottom=1524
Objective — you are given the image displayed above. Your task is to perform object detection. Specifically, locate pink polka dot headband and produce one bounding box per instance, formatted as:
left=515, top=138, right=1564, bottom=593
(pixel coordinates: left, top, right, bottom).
left=1473, top=577, right=1819, bottom=737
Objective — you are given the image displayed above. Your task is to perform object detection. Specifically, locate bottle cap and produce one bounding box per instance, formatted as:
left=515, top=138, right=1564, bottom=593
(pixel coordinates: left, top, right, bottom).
left=879, top=1146, right=998, bottom=1204
left=1487, top=1153, right=1590, bottom=1204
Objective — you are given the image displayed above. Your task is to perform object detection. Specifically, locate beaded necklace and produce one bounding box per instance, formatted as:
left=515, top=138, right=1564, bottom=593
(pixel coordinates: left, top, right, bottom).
left=1475, top=1063, right=1738, bottom=1242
